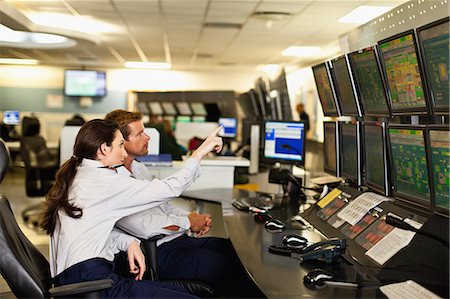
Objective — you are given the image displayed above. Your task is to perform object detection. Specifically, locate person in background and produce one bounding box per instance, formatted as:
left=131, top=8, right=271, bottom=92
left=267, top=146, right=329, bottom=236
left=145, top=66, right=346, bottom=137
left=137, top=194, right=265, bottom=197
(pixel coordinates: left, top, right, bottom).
left=105, top=109, right=264, bottom=298
left=40, top=119, right=223, bottom=298
left=296, top=103, right=310, bottom=133
left=148, top=115, right=186, bottom=160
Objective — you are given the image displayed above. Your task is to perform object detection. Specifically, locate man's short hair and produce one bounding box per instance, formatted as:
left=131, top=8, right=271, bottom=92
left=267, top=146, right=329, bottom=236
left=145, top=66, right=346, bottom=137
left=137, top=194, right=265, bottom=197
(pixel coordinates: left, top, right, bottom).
left=105, top=109, right=142, bottom=140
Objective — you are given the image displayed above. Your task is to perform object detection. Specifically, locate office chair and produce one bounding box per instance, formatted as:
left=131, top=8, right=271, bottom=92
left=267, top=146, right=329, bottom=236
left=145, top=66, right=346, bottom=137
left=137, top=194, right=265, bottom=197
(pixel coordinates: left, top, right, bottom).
left=20, top=116, right=59, bottom=226
left=0, top=138, right=11, bottom=182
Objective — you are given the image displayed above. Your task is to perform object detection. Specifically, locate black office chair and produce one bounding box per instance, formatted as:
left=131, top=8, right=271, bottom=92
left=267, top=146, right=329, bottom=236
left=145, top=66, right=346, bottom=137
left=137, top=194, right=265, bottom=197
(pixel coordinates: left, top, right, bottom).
left=0, top=138, right=11, bottom=182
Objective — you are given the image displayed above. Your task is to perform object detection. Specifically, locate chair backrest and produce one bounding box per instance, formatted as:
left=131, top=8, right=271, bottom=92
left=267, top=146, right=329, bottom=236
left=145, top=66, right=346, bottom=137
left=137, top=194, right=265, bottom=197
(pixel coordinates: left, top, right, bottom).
left=22, top=116, right=41, bottom=137
left=0, top=195, right=51, bottom=298
left=0, top=138, right=10, bottom=184
left=20, top=136, right=51, bottom=168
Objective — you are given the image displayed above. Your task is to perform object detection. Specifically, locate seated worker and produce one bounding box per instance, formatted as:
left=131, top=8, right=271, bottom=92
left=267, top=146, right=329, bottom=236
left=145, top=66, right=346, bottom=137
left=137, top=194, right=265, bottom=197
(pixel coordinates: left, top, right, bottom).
left=105, top=110, right=264, bottom=298
left=40, top=119, right=223, bottom=298
left=148, top=116, right=186, bottom=160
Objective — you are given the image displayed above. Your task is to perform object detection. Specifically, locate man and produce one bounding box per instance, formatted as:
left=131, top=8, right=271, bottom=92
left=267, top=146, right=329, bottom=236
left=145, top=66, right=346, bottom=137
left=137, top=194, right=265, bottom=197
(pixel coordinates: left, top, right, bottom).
left=105, top=110, right=264, bottom=298
left=296, top=103, right=310, bottom=132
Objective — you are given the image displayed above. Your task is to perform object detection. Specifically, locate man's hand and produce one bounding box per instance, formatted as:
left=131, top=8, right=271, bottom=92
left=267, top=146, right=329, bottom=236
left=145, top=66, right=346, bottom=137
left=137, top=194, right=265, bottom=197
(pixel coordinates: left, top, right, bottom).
left=190, top=126, right=223, bottom=161
left=127, top=240, right=146, bottom=280
left=188, top=212, right=212, bottom=237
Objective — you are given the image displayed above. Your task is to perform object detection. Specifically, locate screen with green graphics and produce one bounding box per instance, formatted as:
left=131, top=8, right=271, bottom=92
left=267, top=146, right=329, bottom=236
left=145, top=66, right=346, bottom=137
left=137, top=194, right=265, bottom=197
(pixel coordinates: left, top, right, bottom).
left=350, top=48, right=389, bottom=115
left=364, top=124, right=386, bottom=193
left=389, top=128, right=430, bottom=203
left=429, top=130, right=450, bottom=210
left=331, top=57, right=358, bottom=116
left=341, top=123, right=358, bottom=181
left=312, top=63, right=339, bottom=116
left=418, top=19, right=449, bottom=112
left=379, top=33, right=426, bottom=111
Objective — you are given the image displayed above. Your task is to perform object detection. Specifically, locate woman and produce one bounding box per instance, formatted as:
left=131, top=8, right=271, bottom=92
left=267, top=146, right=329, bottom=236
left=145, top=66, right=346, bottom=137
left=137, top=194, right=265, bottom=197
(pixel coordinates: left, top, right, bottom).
left=40, top=119, right=222, bottom=298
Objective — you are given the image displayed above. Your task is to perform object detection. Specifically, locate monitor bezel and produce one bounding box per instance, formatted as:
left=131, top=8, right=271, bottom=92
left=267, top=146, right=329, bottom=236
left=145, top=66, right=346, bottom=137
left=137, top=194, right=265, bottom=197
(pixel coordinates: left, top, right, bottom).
left=377, top=30, right=431, bottom=116
left=63, top=69, right=107, bottom=97
left=348, top=46, right=391, bottom=117
left=262, top=120, right=306, bottom=167
left=312, top=62, right=341, bottom=117
left=387, top=124, right=432, bottom=212
left=323, top=121, right=340, bottom=177
left=425, top=125, right=449, bottom=217
left=339, top=121, right=362, bottom=186
left=416, top=17, right=450, bottom=116
left=330, top=54, right=362, bottom=117
left=362, top=121, right=391, bottom=196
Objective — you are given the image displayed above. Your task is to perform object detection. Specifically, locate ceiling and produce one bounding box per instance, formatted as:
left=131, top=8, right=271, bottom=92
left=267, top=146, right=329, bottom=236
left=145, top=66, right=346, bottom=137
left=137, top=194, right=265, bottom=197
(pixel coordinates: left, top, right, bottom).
left=1, top=0, right=409, bottom=70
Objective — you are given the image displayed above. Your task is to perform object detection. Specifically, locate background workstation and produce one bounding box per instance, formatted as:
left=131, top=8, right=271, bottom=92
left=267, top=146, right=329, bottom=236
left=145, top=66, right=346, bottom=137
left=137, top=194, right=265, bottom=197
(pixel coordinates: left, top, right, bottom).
left=1, top=0, right=449, bottom=298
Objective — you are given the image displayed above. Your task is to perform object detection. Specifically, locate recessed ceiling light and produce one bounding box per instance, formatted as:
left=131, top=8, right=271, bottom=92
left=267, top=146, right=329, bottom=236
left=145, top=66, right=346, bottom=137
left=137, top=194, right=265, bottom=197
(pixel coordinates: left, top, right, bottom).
left=0, top=58, right=39, bottom=65
left=281, top=46, right=320, bottom=57
left=125, top=61, right=171, bottom=69
left=338, top=6, right=394, bottom=24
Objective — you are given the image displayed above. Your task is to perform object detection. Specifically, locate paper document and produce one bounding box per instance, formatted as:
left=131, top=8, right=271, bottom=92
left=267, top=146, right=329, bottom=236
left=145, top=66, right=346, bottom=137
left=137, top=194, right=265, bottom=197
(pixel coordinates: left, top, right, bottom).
left=337, top=192, right=390, bottom=226
left=380, top=280, right=442, bottom=299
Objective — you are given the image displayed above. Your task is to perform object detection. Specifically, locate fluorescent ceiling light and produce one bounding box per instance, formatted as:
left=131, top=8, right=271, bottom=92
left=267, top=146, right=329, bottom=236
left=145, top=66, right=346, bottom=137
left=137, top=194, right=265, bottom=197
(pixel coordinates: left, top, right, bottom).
left=0, top=24, right=75, bottom=48
left=281, top=46, right=320, bottom=57
left=125, top=61, right=172, bottom=69
left=258, top=64, right=280, bottom=74
left=0, top=58, right=39, bottom=65
left=338, top=6, right=393, bottom=24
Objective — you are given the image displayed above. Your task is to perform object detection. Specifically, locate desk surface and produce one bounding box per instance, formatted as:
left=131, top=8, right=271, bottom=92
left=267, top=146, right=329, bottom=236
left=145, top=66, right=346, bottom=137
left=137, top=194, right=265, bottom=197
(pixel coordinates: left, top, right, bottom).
left=182, top=188, right=381, bottom=299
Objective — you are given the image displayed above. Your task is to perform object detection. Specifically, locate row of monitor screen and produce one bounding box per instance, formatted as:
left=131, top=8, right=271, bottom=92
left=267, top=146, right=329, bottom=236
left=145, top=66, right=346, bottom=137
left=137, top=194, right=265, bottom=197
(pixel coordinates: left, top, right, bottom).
left=324, top=121, right=449, bottom=215
left=137, top=101, right=208, bottom=116
left=313, top=17, right=449, bottom=117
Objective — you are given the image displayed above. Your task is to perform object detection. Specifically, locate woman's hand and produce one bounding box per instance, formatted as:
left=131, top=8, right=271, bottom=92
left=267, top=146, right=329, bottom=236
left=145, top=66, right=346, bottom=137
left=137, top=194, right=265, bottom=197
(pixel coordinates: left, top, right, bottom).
left=127, top=240, right=146, bottom=280
left=190, top=126, right=223, bottom=162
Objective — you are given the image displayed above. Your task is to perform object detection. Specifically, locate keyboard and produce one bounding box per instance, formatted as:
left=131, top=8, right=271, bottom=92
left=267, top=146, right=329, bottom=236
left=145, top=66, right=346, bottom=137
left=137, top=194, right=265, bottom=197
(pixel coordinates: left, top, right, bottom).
left=379, top=280, right=441, bottom=299
left=232, top=195, right=274, bottom=211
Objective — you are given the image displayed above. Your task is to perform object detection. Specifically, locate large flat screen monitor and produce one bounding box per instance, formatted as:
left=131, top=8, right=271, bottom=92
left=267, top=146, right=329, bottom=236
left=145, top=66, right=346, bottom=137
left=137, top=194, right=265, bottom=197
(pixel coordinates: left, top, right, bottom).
left=218, top=117, right=237, bottom=138
left=388, top=125, right=431, bottom=210
left=3, top=110, right=20, bottom=125
left=161, top=102, right=177, bottom=115
left=263, top=121, right=306, bottom=166
left=349, top=47, right=390, bottom=116
left=323, top=121, right=339, bottom=176
left=378, top=31, right=429, bottom=115
left=175, top=102, right=192, bottom=115
left=312, top=62, right=340, bottom=117
left=340, top=122, right=360, bottom=185
left=427, top=126, right=449, bottom=215
left=190, top=102, right=207, bottom=116
left=417, top=17, right=449, bottom=115
left=363, top=122, right=390, bottom=195
left=64, top=70, right=107, bottom=97
left=330, top=55, right=361, bottom=117
left=148, top=102, right=163, bottom=115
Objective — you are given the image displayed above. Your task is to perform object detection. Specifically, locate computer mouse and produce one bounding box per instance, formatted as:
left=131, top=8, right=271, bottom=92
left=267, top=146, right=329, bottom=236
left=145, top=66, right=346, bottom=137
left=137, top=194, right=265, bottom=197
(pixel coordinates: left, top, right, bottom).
left=254, top=212, right=272, bottom=223
left=303, top=268, right=334, bottom=286
left=282, top=234, right=308, bottom=250
left=264, top=219, right=285, bottom=233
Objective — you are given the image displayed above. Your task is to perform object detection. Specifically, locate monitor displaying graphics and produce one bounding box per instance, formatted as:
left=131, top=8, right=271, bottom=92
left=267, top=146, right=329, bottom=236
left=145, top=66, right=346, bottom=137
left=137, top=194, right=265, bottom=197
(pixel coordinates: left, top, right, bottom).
left=64, top=70, right=106, bottom=97
left=378, top=31, right=428, bottom=115
left=218, top=118, right=237, bottom=138
left=417, top=17, right=449, bottom=115
left=323, top=121, right=339, bottom=176
left=148, top=102, right=163, bottom=115
left=312, top=62, right=340, bottom=117
left=161, top=102, right=177, bottom=115
left=349, top=47, right=390, bottom=116
left=3, top=110, right=20, bottom=125
left=388, top=126, right=430, bottom=208
left=176, top=116, right=191, bottom=123
left=263, top=121, right=305, bottom=165
left=427, top=128, right=449, bottom=213
left=363, top=122, right=389, bottom=195
left=330, top=55, right=360, bottom=116
left=137, top=102, right=149, bottom=114
left=190, top=102, right=207, bottom=116
left=340, top=122, right=360, bottom=184
left=175, top=102, right=192, bottom=115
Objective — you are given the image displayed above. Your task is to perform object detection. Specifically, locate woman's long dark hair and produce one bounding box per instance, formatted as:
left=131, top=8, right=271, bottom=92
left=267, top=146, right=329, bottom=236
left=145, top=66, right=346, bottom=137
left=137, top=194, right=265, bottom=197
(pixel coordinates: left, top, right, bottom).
left=40, top=119, right=119, bottom=235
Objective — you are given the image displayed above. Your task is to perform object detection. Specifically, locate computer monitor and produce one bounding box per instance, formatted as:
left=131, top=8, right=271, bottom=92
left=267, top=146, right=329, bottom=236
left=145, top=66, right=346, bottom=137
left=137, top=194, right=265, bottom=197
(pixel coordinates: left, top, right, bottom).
left=3, top=110, right=20, bottom=125
left=388, top=125, right=431, bottom=210
left=312, top=62, right=340, bottom=117
left=269, top=68, right=293, bottom=120
left=204, top=103, right=221, bottom=122
left=218, top=117, right=237, bottom=138
left=349, top=47, right=390, bottom=116
left=363, top=122, right=390, bottom=195
left=238, top=91, right=258, bottom=119
left=64, top=69, right=107, bottom=97
left=427, top=126, right=449, bottom=214
left=417, top=17, right=449, bottom=115
left=378, top=30, right=429, bottom=115
left=254, top=78, right=270, bottom=119
left=263, top=121, right=306, bottom=166
left=161, top=102, right=177, bottom=115
left=323, top=121, right=339, bottom=176
left=148, top=102, right=163, bottom=115
left=330, top=55, right=361, bottom=117
left=190, top=102, right=207, bottom=116
left=339, top=122, right=361, bottom=185
left=175, top=102, right=192, bottom=116
left=137, top=102, right=149, bottom=114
